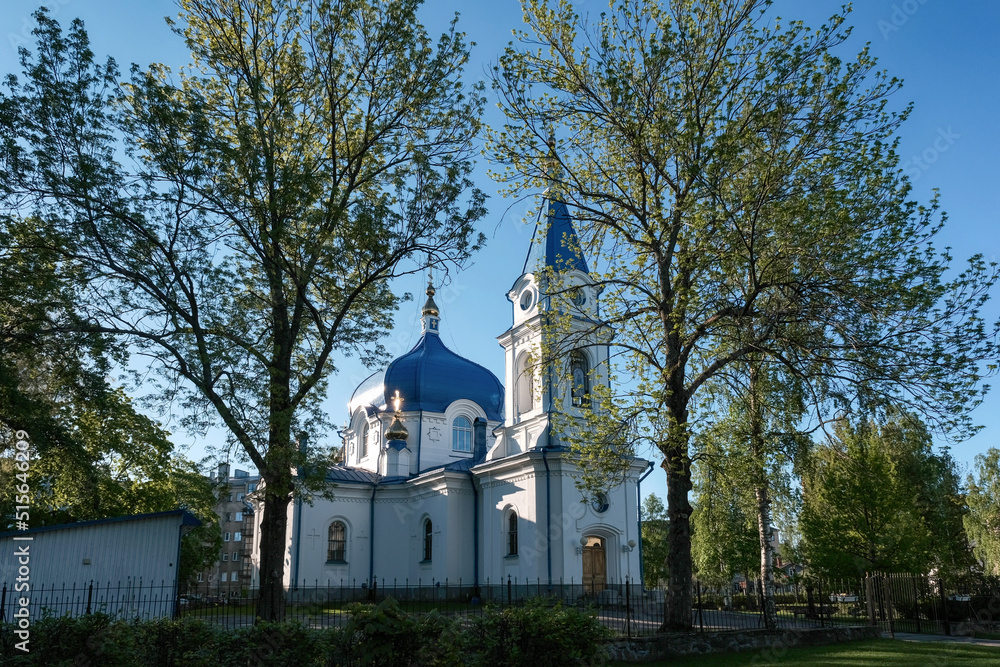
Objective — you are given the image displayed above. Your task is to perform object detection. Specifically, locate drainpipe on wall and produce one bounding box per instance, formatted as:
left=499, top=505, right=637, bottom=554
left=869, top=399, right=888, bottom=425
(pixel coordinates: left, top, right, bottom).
left=368, top=481, right=378, bottom=587
left=292, top=432, right=308, bottom=590
left=415, top=410, right=423, bottom=475
left=465, top=470, right=480, bottom=598
left=636, top=461, right=655, bottom=589
left=542, top=447, right=553, bottom=589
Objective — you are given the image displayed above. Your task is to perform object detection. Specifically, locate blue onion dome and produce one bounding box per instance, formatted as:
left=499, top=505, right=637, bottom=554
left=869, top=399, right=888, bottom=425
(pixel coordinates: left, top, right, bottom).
left=348, top=281, right=504, bottom=421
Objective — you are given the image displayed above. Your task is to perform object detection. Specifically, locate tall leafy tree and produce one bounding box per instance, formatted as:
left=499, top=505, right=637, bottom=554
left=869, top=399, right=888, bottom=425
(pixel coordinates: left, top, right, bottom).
left=0, top=0, right=485, bottom=620
left=800, top=414, right=970, bottom=578
left=965, top=448, right=1000, bottom=576
left=1, top=218, right=221, bottom=582
left=692, top=356, right=804, bottom=626
left=641, top=493, right=670, bottom=588
left=488, top=0, right=997, bottom=629
left=690, top=455, right=758, bottom=589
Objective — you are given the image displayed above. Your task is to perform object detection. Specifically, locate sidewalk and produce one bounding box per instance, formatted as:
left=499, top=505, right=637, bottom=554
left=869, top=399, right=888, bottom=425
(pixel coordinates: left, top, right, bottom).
left=888, top=631, right=1000, bottom=648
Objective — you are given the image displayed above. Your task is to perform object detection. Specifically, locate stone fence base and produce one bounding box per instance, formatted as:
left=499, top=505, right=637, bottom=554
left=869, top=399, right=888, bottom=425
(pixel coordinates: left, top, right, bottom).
left=607, top=625, right=882, bottom=663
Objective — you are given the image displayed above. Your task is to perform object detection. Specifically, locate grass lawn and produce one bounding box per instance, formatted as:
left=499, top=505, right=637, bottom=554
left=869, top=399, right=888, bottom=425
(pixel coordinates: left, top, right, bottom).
left=613, top=639, right=1000, bottom=666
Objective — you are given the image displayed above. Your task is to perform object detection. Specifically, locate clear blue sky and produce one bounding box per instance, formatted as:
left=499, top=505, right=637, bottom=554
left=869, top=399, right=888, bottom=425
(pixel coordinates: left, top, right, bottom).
left=3, top=1, right=997, bottom=504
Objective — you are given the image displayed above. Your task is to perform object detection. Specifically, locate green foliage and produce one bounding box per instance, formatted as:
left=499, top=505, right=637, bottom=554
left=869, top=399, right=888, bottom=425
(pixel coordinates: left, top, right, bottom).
left=488, top=0, right=998, bottom=630
left=0, top=600, right=613, bottom=666
left=691, top=457, right=758, bottom=588
left=641, top=494, right=670, bottom=588
left=800, top=413, right=971, bottom=578
left=466, top=599, right=612, bottom=667
left=965, top=448, right=1000, bottom=576
left=0, top=220, right=221, bottom=580
left=332, top=598, right=461, bottom=666
left=0, top=0, right=485, bottom=618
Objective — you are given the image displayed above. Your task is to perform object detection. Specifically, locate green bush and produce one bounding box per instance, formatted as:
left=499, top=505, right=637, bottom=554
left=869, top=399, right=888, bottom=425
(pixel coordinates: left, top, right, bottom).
left=130, top=617, right=220, bottom=667
left=0, top=597, right=613, bottom=666
left=330, top=597, right=460, bottom=666
left=0, top=613, right=139, bottom=666
left=464, top=599, right=612, bottom=667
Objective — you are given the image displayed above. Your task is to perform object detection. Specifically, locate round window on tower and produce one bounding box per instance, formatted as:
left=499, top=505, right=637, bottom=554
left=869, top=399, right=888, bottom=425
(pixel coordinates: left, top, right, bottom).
left=519, top=289, right=535, bottom=311
left=570, top=287, right=586, bottom=306
left=591, top=492, right=609, bottom=513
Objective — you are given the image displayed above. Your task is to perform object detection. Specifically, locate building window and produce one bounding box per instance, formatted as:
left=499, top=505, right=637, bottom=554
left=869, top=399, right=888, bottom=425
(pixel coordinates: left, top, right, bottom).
left=237, top=493, right=245, bottom=501
left=225, top=512, right=232, bottom=522
left=247, top=482, right=257, bottom=493
left=220, top=572, right=227, bottom=583
left=223, top=552, right=229, bottom=562
left=361, top=422, right=369, bottom=459
left=233, top=551, right=239, bottom=561
left=507, top=512, right=518, bottom=556
left=197, top=573, right=204, bottom=583
left=234, top=532, right=242, bottom=542
left=570, top=350, right=590, bottom=408
left=235, top=512, right=243, bottom=522
left=228, top=493, right=234, bottom=502
left=231, top=572, right=239, bottom=582
left=328, top=521, right=347, bottom=562
left=224, top=532, right=231, bottom=542
left=452, top=416, right=472, bottom=452
left=422, top=519, right=433, bottom=561
left=516, top=353, right=534, bottom=416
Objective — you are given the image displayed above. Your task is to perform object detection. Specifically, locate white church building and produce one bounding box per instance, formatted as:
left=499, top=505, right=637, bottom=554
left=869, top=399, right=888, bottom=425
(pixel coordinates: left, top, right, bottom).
left=252, top=192, right=652, bottom=596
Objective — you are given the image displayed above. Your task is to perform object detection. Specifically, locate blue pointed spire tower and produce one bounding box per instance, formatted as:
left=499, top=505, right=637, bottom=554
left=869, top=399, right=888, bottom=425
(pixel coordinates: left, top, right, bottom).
left=495, top=136, right=609, bottom=453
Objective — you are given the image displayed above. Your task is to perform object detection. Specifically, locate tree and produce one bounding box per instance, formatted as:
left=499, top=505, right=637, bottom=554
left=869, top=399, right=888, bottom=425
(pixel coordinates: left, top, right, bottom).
left=641, top=493, right=670, bottom=588
left=0, top=218, right=220, bottom=580
left=690, top=455, right=758, bottom=589
left=692, top=355, right=805, bottom=627
left=965, top=448, right=1000, bottom=576
left=800, top=414, right=970, bottom=578
left=488, top=0, right=997, bottom=629
left=0, top=0, right=485, bottom=621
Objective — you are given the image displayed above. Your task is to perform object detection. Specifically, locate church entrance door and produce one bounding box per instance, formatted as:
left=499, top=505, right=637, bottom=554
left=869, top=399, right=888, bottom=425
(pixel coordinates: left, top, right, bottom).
left=581, top=536, right=606, bottom=594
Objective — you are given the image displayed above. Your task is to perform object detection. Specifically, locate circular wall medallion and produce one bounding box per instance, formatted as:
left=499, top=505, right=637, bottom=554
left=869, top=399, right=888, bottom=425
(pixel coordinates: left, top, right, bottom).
left=519, top=289, right=534, bottom=311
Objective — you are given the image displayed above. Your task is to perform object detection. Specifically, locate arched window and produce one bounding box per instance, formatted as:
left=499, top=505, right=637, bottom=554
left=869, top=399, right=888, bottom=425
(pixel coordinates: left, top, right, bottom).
left=507, top=512, right=518, bottom=556
left=328, top=521, right=346, bottom=562
left=571, top=350, right=590, bottom=408
left=452, top=416, right=472, bottom=452
left=516, top=353, right=534, bottom=415
left=360, top=422, right=369, bottom=459
left=423, top=519, right=433, bottom=561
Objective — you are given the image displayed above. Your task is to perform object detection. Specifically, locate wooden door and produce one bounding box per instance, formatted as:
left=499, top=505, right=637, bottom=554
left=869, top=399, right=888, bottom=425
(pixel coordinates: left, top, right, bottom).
left=582, top=536, right=606, bottom=594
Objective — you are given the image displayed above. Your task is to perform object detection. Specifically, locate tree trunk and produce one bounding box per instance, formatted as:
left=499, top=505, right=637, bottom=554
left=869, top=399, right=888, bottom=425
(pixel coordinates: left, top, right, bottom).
left=255, top=359, right=295, bottom=622
left=755, top=482, right=778, bottom=629
left=661, top=418, right=693, bottom=632
left=255, top=482, right=292, bottom=621
left=748, top=360, right=778, bottom=629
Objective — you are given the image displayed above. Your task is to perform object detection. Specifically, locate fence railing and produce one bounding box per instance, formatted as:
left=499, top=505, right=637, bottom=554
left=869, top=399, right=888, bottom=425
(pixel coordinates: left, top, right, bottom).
left=3, top=574, right=997, bottom=638
left=864, top=572, right=1000, bottom=637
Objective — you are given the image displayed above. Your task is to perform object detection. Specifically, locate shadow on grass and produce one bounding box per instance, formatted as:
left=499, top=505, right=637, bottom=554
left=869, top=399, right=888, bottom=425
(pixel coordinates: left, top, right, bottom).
left=612, top=638, right=1000, bottom=666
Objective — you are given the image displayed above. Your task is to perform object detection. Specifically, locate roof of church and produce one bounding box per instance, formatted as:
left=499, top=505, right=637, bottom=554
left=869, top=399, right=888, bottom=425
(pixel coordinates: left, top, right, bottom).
left=349, top=328, right=504, bottom=421
left=522, top=198, right=589, bottom=275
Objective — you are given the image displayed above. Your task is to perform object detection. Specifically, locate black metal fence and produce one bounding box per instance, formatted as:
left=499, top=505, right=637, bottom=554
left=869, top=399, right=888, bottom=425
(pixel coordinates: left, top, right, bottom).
left=4, top=574, right=998, bottom=638
left=863, top=572, right=1000, bottom=637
